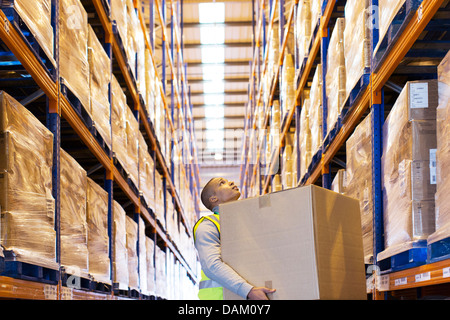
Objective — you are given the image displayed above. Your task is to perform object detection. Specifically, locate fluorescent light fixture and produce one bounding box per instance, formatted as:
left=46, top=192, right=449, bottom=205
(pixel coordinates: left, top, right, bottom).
left=214, top=153, right=223, bottom=161
left=206, top=118, right=224, bottom=130
left=199, top=3, right=225, bottom=23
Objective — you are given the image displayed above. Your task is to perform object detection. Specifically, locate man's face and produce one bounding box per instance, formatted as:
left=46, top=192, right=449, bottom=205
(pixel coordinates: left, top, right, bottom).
left=211, top=177, right=241, bottom=205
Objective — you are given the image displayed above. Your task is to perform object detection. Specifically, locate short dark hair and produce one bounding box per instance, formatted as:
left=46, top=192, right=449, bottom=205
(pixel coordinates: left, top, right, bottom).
left=201, top=178, right=218, bottom=211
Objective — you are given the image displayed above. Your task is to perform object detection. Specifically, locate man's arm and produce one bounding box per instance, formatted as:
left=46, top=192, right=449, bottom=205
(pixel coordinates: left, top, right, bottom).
left=194, top=220, right=253, bottom=299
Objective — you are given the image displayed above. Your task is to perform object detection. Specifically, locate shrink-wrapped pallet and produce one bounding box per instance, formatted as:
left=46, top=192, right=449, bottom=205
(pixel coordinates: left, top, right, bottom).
left=88, top=25, right=112, bottom=149
left=146, top=237, right=156, bottom=296
left=111, top=0, right=127, bottom=51
left=138, top=132, right=155, bottom=211
left=9, top=0, right=55, bottom=65
left=345, top=112, right=373, bottom=263
left=310, top=64, right=323, bottom=157
left=310, top=0, right=321, bottom=33
left=0, top=91, right=56, bottom=268
left=267, top=21, right=279, bottom=80
left=154, top=171, right=165, bottom=227
left=343, top=0, right=370, bottom=98
left=374, top=0, right=407, bottom=56
left=379, top=80, right=438, bottom=261
left=428, top=50, right=450, bottom=245
left=126, top=215, right=139, bottom=290
left=331, top=169, right=346, bottom=194
left=135, top=17, right=146, bottom=103
left=270, top=100, right=281, bottom=157
left=138, top=217, right=148, bottom=294
left=60, top=149, right=88, bottom=275
left=113, top=200, right=129, bottom=290
left=60, top=0, right=90, bottom=111
left=155, top=245, right=167, bottom=299
left=126, top=0, right=138, bottom=79
left=299, top=97, right=312, bottom=179
left=86, top=178, right=110, bottom=284
left=295, top=0, right=311, bottom=66
left=281, top=54, right=295, bottom=116
left=125, top=98, right=139, bottom=189
left=145, top=48, right=156, bottom=122
left=326, top=18, right=346, bottom=136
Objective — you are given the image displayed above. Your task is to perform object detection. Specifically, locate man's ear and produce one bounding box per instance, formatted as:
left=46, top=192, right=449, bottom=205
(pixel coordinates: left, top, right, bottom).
left=209, top=195, right=218, bottom=206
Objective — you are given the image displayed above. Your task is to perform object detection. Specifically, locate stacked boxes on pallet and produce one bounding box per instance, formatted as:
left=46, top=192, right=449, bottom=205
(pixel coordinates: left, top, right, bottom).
left=9, top=0, right=55, bottom=65
left=309, top=65, right=323, bottom=158
left=295, top=0, right=311, bottom=67
left=86, top=178, right=111, bottom=284
left=345, top=111, right=373, bottom=263
left=343, top=0, right=370, bottom=100
left=155, top=245, right=167, bottom=299
left=60, top=149, right=89, bottom=276
left=325, top=18, right=346, bottom=137
left=59, top=0, right=90, bottom=112
left=146, top=237, right=156, bottom=296
left=281, top=55, right=295, bottom=117
left=139, top=132, right=155, bottom=212
left=0, top=92, right=57, bottom=269
left=299, top=97, right=312, bottom=180
left=428, top=51, right=450, bottom=248
left=378, top=80, right=438, bottom=262
left=113, top=200, right=129, bottom=291
left=111, top=0, right=127, bottom=54
left=138, top=217, right=148, bottom=295
left=125, top=215, right=139, bottom=291
left=88, top=25, right=112, bottom=149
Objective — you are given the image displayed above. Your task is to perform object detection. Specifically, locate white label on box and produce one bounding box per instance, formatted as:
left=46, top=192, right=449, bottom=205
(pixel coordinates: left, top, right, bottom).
left=409, top=82, right=429, bottom=108
left=443, top=267, right=450, bottom=278
left=430, top=149, right=437, bottom=184
left=394, top=277, right=408, bottom=286
left=415, top=272, right=431, bottom=283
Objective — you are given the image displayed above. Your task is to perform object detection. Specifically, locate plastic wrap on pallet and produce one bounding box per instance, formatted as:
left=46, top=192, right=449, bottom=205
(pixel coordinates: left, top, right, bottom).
left=135, top=18, right=146, bottom=104
left=310, top=0, right=321, bottom=35
left=0, top=91, right=56, bottom=269
left=125, top=100, right=139, bottom=189
left=267, top=19, right=279, bottom=80
left=138, top=217, right=148, bottom=294
left=428, top=50, right=450, bottom=245
left=111, top=0, right=127, bottom=52
left=281, top=54, right=295, bottom=116
left=59, top=0, right=90, bottom=112
left=138, top=132, right=155, bottom=211
left=345, top=112, right=373, bottom=263
left=145, top=48, right=155, bottom=122
left=282, top=133, right=295, bottom=189
left=295, top=0, right=311, bottom=66
left=86, top=178, right=111, bottom=284
left=155, top=171, right=165, bottom=228
left=343, top=0, right=370, bottom=98
left=270, top=100, right=281, bottom=158
left=88, top=25, right=112, bottom=149
left=125, top=215, right=139, bottom=290
left=111, top=75, right=130, bottom=175
left=300, top=97, right=312, bottom=179
left=331, top=169, right=346, bottom=194
left=146, top=237, right=156, bottom=296
left=379, top=80, right=438, bottom=261
left=11, top=0, right=55, bottom=65
left=326, top=18, right=346, bottom=137
left=309, top=64, right=323, bottom=157
left=126, top=0, right=138, bottom=79
left=374, top=0, right=407, bottom=56
left=112, top=200, right=129, bottom=290
left=155, top=245, right=167, bottom=299
left=60, top=149, right=89, bottom=275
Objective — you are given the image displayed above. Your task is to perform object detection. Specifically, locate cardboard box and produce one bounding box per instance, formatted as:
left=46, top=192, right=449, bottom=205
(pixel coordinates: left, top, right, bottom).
left=220, top=185, right=366, bottom=300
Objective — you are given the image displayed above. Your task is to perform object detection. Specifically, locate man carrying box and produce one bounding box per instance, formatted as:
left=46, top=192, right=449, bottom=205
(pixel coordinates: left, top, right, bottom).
left=193, top=177, right=276, bottom=300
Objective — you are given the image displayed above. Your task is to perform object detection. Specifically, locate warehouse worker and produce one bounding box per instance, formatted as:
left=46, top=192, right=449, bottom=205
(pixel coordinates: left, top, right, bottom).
left=193, top=177, right=276, bottom=300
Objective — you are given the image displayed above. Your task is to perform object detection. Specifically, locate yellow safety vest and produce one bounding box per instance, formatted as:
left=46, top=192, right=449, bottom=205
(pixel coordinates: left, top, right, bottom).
left=193, top=214, right=223, bottom=300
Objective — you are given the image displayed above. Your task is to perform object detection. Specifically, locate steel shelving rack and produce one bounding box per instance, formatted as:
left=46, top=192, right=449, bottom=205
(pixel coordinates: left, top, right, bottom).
left=240, top=0, right=450, bottom=300
left=0, top=0, right=200, bottom=300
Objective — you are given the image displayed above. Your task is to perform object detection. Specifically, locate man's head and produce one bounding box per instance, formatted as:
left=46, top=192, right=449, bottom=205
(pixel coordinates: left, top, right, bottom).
left=200, top=177, right=241, bottom=211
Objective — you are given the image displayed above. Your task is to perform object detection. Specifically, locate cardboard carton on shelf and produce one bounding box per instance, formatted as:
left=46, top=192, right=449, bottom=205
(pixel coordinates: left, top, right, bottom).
left=220, top=185, right=366, bottom=300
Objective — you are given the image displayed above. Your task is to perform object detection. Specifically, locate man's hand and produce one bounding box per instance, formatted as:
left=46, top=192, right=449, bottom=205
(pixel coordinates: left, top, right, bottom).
left=247, top=287, right=276, bottom=300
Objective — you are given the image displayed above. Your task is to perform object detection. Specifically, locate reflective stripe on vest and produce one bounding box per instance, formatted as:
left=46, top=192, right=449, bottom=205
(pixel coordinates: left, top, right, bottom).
left=193, top=214, right=223, bottom=300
